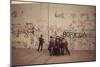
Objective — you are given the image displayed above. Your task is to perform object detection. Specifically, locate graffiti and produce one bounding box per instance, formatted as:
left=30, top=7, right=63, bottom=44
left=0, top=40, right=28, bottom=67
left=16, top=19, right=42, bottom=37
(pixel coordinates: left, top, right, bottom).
left=63, top=31, right=87, bottom=38
left=11, top=23, right=41, bottom=36
left=11, top=4, right=96, bottom=50
left=11, top=23, right=42, bottom=48
left=55, top=12, right=64, bottom=18
left=11, top=10, right=18, bottom=18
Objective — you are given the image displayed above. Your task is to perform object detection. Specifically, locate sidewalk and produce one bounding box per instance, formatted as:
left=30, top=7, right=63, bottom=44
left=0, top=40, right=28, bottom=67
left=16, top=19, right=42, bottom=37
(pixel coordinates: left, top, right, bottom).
left=11, top=48, right=96, bottom=66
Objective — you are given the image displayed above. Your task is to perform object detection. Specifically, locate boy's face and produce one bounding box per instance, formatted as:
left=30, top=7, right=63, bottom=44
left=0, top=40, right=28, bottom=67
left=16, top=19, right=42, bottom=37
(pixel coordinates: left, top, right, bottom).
left=41, top=35, right=42, bottom=37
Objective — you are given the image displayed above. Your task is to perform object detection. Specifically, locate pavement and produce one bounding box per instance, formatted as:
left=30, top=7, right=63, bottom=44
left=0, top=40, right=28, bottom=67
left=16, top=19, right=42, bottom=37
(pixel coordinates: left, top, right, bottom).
left=11, top=48, right=96, bottom=66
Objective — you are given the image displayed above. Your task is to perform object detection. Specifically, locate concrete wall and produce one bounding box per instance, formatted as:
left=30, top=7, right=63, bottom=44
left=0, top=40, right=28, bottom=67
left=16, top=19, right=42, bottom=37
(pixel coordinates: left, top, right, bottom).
left=11, top=2, right=96, bottom=50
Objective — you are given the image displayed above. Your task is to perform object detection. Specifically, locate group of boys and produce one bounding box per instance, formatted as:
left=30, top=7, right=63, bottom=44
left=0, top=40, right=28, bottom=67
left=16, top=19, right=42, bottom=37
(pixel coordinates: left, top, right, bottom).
left=37, top=34, right=70, bottom=56
left=48, top=36, right=70, bottom=56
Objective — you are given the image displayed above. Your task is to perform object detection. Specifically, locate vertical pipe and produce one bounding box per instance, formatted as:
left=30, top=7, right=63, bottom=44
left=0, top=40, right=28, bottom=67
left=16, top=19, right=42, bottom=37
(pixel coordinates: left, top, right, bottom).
left=48, top=3, right=49, bottom=43
left=55, top=4, right=57, bottom=36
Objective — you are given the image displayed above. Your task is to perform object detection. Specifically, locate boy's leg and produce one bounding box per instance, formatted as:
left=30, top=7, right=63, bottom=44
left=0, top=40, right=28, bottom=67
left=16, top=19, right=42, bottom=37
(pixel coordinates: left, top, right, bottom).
left=37, top=44, right=40, bottom=51
left=66, top=48, right=70, bottom=55
left=40, top=44, right=43, bottom=51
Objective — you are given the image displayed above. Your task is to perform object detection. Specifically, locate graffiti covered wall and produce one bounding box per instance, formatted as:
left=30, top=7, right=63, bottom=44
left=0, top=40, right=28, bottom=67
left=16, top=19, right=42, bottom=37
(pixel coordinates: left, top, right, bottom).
left=11, top=2, right=96, bottom=50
